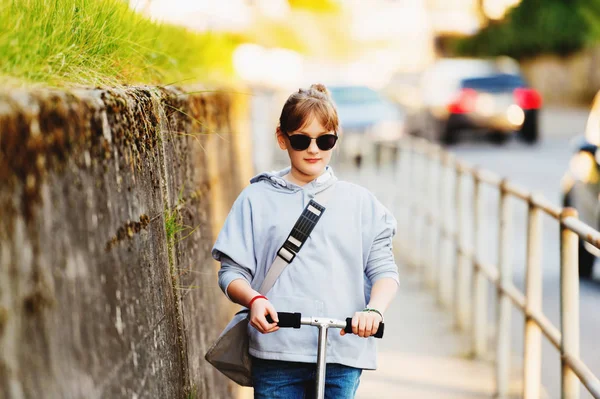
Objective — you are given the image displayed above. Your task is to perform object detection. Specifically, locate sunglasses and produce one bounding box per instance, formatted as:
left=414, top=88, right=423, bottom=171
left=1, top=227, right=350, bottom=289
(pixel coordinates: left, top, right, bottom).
left=285, top=132, right=338, bottom=151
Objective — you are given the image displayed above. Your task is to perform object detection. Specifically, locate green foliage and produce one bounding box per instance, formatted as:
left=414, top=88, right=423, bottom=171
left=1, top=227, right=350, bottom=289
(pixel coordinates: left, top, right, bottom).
left=165, top=187, right=184, bottom=242
left=0, top=0, right=241, bottom=87
left=580, top=0, right=600, bottom=41
left=453, top=0, right=595, bottom=59
left=164, top=208, right=183, bottom=243
left=187, top=385, right=198, bottom=399
left=164, top=187, right=200, bottom=244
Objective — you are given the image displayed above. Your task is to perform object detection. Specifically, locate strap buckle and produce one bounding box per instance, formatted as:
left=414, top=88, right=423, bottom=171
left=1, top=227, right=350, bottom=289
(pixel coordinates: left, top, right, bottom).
left=275, top=199, right=327, bottom=264
left=277, top=245, right=297, bottom=263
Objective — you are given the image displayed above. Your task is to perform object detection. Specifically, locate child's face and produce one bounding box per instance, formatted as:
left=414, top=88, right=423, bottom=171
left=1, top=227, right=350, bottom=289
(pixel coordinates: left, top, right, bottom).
left=277, top=114, right=335, bottom=182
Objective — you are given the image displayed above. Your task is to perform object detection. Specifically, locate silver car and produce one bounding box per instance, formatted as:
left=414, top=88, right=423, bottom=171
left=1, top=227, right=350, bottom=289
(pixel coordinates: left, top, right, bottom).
left=329, top=85, right=404, bottom=166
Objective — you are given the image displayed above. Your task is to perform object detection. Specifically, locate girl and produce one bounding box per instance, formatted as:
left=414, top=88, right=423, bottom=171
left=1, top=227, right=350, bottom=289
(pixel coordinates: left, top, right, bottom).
left=212, top=84, right=399, bottom=398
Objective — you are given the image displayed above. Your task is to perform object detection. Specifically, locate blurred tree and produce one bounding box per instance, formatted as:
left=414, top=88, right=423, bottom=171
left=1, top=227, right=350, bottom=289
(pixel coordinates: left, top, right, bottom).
left=581, top=0, right=600, bottom=40
left=452, top=0, right=595, bottom=59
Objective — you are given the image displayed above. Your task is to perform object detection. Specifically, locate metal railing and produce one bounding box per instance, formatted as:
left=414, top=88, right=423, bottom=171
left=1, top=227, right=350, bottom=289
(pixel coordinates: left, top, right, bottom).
left=394, top=137, right=600, bottom=399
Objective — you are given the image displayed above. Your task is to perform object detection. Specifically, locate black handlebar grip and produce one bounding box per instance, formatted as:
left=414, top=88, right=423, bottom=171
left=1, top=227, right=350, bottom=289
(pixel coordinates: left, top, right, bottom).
left=345, top=318, right=385, bottom=339
left=266, top=312, right=302, bottom=328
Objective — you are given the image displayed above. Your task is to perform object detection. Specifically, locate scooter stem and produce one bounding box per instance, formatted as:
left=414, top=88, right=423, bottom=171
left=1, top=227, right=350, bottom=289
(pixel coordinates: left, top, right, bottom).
left=304, top=317, right=345, bottom=399
left=316, top=325, right=328, bottom=399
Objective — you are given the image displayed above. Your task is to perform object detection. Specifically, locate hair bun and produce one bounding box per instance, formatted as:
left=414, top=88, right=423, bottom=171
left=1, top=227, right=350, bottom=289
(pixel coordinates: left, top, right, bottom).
left=310, top=83, right=330, bottom=96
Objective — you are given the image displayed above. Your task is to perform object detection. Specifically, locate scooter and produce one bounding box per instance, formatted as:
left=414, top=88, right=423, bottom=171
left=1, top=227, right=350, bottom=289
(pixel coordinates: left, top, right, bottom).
left=267, top=312, right=384, bottom=399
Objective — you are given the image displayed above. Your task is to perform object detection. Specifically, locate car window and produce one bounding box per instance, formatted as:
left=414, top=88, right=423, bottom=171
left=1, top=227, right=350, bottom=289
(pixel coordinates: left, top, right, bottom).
left=461, top=74, right=525, bottom=92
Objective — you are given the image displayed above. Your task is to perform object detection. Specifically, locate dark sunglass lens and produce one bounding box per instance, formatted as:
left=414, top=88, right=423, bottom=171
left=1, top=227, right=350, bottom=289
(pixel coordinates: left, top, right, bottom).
left=288, top=134, right=311, bottom=150
left=316, top=134, right=338, bottom=151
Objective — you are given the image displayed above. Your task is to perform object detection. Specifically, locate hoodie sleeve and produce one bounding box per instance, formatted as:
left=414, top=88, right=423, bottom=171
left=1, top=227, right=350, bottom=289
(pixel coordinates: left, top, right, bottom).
left=217, top=254, right=253, bottom=300
left=212, top=189, right=257, bottom=297
left=364, top=198, right=400, bottom=286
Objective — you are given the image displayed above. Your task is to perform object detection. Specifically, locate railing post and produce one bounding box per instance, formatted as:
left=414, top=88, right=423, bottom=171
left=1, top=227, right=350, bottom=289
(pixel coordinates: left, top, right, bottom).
left=454, top=163, right=470, bottom=330
left=414, top=140, right=425, bottom=272
left=523, top=197, right=543, bottom=399
left=427, top=145, right=440, bottom=289
left=418, top=140, right=429, bottom=283
left=397, top=141, right=408, bottom=258
left=496, top=179, right=513, bottom=398
left=437, top=151, right=453, bottom=306
left=405, top=139, right=417, bottom=269
left=438, top=152, right=454, bottom=308
left=472, top=173, right=488, bottom=357
left=560, top=208, right=580, bottom=399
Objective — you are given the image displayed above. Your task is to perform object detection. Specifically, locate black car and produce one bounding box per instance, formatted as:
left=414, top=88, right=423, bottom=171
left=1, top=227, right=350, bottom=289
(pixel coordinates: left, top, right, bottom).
left=406, top=57, right=542, bottom=145
left=561, top=93, right=600, bottom=278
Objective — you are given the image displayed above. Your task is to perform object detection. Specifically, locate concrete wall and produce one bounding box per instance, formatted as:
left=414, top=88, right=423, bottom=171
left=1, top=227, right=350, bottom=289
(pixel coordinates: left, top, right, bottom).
left=0, top=85, right=253, bottom=398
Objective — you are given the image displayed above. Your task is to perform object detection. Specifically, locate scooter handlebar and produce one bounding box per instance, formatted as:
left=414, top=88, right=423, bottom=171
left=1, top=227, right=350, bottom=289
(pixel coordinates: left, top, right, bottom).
left=345, top=318, right=384, bottom=339
left=266, top=312, right=302, bottom=328
left=266, top=312, right=384, bottom=338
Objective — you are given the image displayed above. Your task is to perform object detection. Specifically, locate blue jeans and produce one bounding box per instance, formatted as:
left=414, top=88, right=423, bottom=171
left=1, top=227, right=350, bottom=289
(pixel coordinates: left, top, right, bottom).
left=251, top=357, right=362, bottom=399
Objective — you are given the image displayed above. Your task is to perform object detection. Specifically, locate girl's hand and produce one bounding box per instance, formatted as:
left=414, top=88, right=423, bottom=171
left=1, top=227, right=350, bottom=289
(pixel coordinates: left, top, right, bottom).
left=249, top=298, right=280, bottom=334
left=340, top=310, right=383, bottom=338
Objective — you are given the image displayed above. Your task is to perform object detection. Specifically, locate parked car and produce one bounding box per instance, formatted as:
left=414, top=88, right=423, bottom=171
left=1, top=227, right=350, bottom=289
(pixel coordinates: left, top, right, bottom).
left=405, top=57, right=542, bottom=145
left=561, top=91, right=600, bottom=278
left=328, top=85, right=404, bottom=166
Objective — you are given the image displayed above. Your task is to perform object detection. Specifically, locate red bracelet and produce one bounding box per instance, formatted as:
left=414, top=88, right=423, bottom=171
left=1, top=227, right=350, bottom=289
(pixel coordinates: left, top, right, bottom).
left=248, top=295, right=268, bottom=309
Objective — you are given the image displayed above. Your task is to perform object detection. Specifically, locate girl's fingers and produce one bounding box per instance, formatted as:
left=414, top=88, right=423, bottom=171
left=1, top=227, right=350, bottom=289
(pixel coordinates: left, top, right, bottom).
left=256, top=315, right=272, bottom=332
left=251, top=318, right=279, bottom=334
left=370, top=320, right=380, bottom=337
left=265, top=325, right=280, bottom=333
left=341, top=313, right=382, bottom=338
left=266, top=306, right=279, bottom=324
left=250, top=320, right=262, bottom=333
left=351, top=314, right=359, bottom=335
left=358, top=315, right=366, bottom=337
left=365, top=318, right=374, bottom=337
left=251, top=312, right=269, bottom=332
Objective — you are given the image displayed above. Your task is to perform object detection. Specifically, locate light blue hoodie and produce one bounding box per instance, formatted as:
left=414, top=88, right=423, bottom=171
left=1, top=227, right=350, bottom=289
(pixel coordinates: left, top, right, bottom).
left=212, top=166, right=399, bottom=369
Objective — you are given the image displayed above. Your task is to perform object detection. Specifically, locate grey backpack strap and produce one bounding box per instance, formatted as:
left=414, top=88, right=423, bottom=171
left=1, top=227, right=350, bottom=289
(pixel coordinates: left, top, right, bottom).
left=258, top=184, right=335, bottom=295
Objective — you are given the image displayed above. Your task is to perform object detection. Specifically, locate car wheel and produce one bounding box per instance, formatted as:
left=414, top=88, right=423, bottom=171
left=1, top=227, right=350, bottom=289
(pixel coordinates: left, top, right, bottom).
left=519, top=109, right=539, bottom=144
left=578, top=240, right=595, bottom=279
left=441, top=124, right=458, bottom=145
left=563, top=191, right=595, bottom=278
left=489, top=131, right=509, bottom=145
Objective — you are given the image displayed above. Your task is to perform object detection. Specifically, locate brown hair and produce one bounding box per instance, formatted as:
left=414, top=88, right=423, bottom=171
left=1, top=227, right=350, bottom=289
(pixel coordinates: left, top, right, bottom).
left=278, top=83, right=339, bottom=135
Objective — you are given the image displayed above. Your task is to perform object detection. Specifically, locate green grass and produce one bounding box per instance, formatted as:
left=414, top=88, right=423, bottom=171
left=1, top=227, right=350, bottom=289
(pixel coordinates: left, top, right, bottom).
left=186, top=384, right=198, bottom=399
left=0, top=0, right=242, bottom=87
left=164, top=208, right=181, bottom=243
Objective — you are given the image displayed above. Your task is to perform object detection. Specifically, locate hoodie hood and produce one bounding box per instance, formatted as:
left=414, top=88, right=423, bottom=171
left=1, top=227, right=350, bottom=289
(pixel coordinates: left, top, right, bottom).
left=250, top=165, right=337, bottom=194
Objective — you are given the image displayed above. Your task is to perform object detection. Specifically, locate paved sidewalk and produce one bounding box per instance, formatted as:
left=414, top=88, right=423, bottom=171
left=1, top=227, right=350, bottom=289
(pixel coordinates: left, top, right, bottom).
left=355, top=263, right=524, bottom=399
